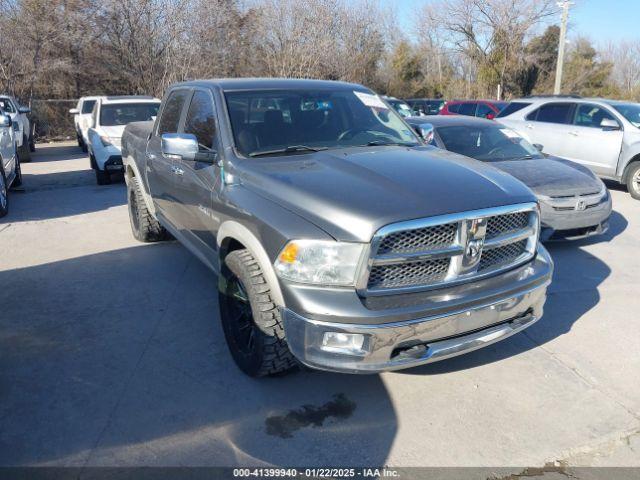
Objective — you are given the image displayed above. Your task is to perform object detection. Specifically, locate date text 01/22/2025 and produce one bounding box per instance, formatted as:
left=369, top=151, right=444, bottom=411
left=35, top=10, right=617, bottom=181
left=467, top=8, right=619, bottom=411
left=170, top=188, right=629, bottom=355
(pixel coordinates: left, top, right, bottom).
left=232, top=468, right=400, bottom=478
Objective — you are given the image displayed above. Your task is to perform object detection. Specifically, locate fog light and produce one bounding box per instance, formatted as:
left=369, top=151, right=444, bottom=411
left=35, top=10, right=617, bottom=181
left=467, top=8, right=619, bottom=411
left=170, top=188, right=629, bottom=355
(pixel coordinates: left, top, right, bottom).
left=321, top=332, right=367, bottom=356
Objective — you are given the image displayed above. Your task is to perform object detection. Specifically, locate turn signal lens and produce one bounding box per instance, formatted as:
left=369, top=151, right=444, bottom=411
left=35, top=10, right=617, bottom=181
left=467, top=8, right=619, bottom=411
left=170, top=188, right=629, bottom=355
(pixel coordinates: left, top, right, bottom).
left=279, top=242, right=299, bottom=264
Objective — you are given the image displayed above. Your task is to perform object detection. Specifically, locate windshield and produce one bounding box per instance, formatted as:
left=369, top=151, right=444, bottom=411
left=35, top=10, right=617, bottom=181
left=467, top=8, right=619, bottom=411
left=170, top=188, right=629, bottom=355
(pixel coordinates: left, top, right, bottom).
left=225, top=89, right=420, bottom=157
left=0, top=98, right=15, bottom=113
left=100, top=103, right=160, bottom=126
left=436, top=124, right=543, bottom=161
left=82, top=100, right=96, bottom=114
left=610, top=103, right=640, bottom=128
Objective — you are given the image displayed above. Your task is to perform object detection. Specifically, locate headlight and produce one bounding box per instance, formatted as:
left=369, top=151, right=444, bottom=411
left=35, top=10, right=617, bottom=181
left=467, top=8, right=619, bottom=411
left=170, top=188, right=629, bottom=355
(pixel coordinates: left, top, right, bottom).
left=100, top=135, right=113, bottom=147
left=274, top=240, right=366, bottom=286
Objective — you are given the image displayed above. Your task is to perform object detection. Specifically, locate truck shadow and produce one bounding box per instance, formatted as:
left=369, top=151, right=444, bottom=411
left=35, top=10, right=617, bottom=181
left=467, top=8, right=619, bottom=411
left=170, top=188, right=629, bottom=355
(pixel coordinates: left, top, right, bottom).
left=400, top=209, right=627, bottom=376
left=8, top=144, right=126, bottom=223
left=29, top=143, right=87, bottom=163
left=0, top=244, right=396, bottom=467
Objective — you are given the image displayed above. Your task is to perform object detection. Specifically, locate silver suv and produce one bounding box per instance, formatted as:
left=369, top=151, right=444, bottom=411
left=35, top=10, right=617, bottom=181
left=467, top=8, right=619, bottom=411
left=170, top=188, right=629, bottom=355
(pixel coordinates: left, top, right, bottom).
left=497, top=96, right=640, bottom=199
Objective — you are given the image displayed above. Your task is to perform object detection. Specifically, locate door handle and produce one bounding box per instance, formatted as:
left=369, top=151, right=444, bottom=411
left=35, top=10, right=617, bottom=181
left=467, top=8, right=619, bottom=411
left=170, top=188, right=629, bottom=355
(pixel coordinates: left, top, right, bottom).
left=526, top=123, right=534, bottom=129
left=569, top=131, right=578, bottom=137
left=147, top=153, right=156, bottom=160
left=171, top=166, right=184, bottom=176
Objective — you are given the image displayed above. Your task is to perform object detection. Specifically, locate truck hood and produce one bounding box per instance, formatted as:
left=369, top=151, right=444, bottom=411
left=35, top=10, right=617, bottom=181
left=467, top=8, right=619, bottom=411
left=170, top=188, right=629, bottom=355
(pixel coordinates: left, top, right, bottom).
left=235, top=146, right=536, bottom=242
left=490, top=156, right=603, bottom=198
left=99, top=125, right=127, bottom=139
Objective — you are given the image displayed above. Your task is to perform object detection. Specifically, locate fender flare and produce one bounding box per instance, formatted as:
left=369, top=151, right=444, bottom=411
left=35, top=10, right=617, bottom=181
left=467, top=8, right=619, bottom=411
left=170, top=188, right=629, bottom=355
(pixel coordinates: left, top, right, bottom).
left=217, top=221, right=285, bottom=307
left=123, top=154, right=157, bottom=217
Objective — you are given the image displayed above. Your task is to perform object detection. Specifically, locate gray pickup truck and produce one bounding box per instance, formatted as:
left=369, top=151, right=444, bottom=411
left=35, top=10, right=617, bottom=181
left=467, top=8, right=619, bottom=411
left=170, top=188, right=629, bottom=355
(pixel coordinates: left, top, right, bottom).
left=121, top=79, right=553, bottom=377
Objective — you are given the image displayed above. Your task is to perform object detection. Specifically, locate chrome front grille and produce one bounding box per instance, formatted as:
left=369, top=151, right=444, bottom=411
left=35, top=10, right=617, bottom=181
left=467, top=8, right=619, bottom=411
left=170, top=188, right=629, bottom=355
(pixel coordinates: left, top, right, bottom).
left=378, top=223, right=457, bottom=254
left=547, top=189, right=607, bottom=212
left=362, top=203, right=539, bottom=295
left=485, top=212, right=529, bottom=239
left=478, top=240, right=528, bottom=272
left=368, top=258, right=450, bottom=289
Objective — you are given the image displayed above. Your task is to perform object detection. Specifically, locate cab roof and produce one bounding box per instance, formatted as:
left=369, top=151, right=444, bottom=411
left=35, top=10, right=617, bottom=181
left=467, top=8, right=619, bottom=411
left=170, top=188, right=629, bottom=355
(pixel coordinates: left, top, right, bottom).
left=173, top=78, right=371, bottom=93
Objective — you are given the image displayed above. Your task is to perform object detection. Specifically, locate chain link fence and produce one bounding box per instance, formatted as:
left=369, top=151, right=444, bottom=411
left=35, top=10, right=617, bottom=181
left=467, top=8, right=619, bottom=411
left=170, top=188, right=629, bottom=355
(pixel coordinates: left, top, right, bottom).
left=30, top=99, right=78, bottom=142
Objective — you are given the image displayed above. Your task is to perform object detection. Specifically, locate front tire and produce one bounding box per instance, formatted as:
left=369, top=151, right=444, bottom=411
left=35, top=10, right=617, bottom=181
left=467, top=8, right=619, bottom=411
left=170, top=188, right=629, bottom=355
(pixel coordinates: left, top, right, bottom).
left=219, top=249, right=297, bottom=377
left=627, top=162, right=640, bottom=200
left=95, top=168, right=111, bottom=185
left=127, top=177, right=168, bottom=242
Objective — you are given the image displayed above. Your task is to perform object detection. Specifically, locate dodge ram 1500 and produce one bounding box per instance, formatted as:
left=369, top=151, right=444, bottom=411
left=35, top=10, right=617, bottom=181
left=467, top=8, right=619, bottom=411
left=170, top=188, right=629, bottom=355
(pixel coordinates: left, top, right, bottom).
left=122, top=78, right=553, bottom=377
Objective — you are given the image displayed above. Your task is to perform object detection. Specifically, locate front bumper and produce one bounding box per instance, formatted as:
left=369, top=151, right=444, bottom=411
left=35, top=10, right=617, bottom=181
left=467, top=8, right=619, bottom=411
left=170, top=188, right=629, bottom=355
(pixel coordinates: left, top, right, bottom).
left=281, top=246, right=553, bottom=373
left=539, top=191, right=612, bottom=241
left=103, top=155, right=124, bottom=172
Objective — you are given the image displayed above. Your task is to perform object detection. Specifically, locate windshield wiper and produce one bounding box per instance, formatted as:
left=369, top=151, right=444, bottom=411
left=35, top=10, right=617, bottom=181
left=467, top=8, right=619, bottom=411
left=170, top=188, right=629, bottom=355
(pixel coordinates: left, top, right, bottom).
left=361, top=140, right=419, bottom=147
left=248, top=145, right=328, bottom=157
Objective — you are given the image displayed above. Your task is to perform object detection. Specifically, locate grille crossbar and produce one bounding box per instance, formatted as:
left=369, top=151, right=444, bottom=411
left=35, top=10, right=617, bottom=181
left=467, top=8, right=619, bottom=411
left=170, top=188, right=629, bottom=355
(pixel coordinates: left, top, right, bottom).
left=362, top=204, right=538, bottom=294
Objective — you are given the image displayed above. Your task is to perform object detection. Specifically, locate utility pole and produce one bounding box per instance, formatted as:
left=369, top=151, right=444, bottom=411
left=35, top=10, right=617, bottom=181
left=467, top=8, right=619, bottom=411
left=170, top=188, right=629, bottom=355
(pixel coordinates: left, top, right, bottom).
left=554, top=1, right=572, bottom=94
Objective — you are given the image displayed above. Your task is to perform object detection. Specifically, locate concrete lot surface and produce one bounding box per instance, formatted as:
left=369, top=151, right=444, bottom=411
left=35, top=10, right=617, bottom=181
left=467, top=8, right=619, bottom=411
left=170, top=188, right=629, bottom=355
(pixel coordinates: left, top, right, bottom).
left=1, top=143, right=639, bottom=470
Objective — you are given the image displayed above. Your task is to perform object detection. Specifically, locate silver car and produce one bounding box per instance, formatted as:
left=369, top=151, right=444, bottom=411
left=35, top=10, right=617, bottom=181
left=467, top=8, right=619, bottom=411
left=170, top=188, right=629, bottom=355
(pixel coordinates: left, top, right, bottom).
left=0, top=108, right=21, bottom=217
left=496, top=96, right=640, bottom=199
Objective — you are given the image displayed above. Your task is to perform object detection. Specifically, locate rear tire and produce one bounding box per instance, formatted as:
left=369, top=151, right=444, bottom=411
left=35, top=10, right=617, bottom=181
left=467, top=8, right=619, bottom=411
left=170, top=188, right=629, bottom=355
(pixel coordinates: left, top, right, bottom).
left=219, top=249, right=297, bottom=377
left=19, top=135, right=31, bottom=162
left=127, top=177, right=168, bottom=242
left=626, top=162, right=640, bottom=200
left=95, top=168, right=111, bottom=185
left=12, top=148, right=22, bottom=187
left=0, top=165, right=8, bottom=218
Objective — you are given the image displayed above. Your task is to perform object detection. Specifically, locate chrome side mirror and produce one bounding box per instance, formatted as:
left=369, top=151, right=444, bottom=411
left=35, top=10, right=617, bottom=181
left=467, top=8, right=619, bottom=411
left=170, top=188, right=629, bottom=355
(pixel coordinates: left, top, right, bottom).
left=415, top=123, right=435, bottom=144
left=600, top=118, right=620, bottom=131
left=0, top=115, right=10, bottom=128
left=162, top=133, right=198, bottom=161
left=533, top=143, right=544, bottom=152
left=18, top=106, right=31, bottom=114
left=161, top=133, right=217, bottom=163
left=69, top=108, right=79, bottom=115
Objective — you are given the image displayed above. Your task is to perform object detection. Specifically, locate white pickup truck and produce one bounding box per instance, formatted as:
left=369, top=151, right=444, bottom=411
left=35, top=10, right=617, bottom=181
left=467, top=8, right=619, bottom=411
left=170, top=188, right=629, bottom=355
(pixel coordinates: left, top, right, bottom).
left=69, top=96, right=99, bottom=152
left=87, top=96, right=160, bottom=185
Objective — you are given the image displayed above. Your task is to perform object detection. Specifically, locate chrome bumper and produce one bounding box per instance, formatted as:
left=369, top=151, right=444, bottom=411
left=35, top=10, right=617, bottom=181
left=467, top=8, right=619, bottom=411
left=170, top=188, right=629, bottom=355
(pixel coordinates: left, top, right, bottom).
left=282, top=254, right=551, bottom=373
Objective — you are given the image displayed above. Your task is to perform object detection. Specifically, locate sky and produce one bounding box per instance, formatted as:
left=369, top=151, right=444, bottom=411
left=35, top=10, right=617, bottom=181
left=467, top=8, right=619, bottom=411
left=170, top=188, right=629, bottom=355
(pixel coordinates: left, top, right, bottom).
left=384, top=0, right=640, bottom=45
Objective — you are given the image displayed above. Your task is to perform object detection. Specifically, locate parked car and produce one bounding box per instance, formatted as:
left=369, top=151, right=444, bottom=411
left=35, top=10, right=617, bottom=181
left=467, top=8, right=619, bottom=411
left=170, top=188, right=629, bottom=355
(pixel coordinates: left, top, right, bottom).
left=87, top=96, right=161, bottom=185
left=121, top=78, right=553, bottom=377
left=382, top=96, right=414, bottom=117
left=405, top=98, right=445, bottom=116
left=497, top=96, right=640, bottom=200
left=0, top=94, right=34, bottom=161
left=0, top=108, right=22, bottom=218
left=440, top=99, right=508, bottom=119
left=407, top=115, right=612, bottom=241
left=69, top=96, right=99, bottom=152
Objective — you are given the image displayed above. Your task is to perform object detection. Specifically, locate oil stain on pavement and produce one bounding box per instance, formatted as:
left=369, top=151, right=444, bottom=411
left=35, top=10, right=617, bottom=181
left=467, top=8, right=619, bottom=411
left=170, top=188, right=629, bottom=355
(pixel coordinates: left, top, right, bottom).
left=265, top=394, right=356, bottom=438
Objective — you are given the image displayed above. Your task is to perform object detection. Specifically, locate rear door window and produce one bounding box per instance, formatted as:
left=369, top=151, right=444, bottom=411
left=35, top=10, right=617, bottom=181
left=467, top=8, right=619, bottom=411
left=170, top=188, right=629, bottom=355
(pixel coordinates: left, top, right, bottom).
left=476, top=103, right=495, bottom=118
left=447, top=103, right=461, bottom=113
left=457, top=102, right=477, bottom=116
left=183, top=90, right=218, bottom=150
left=526, top=102, right=574, bottom=124
left=157, top=89, right=190, bottom=135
